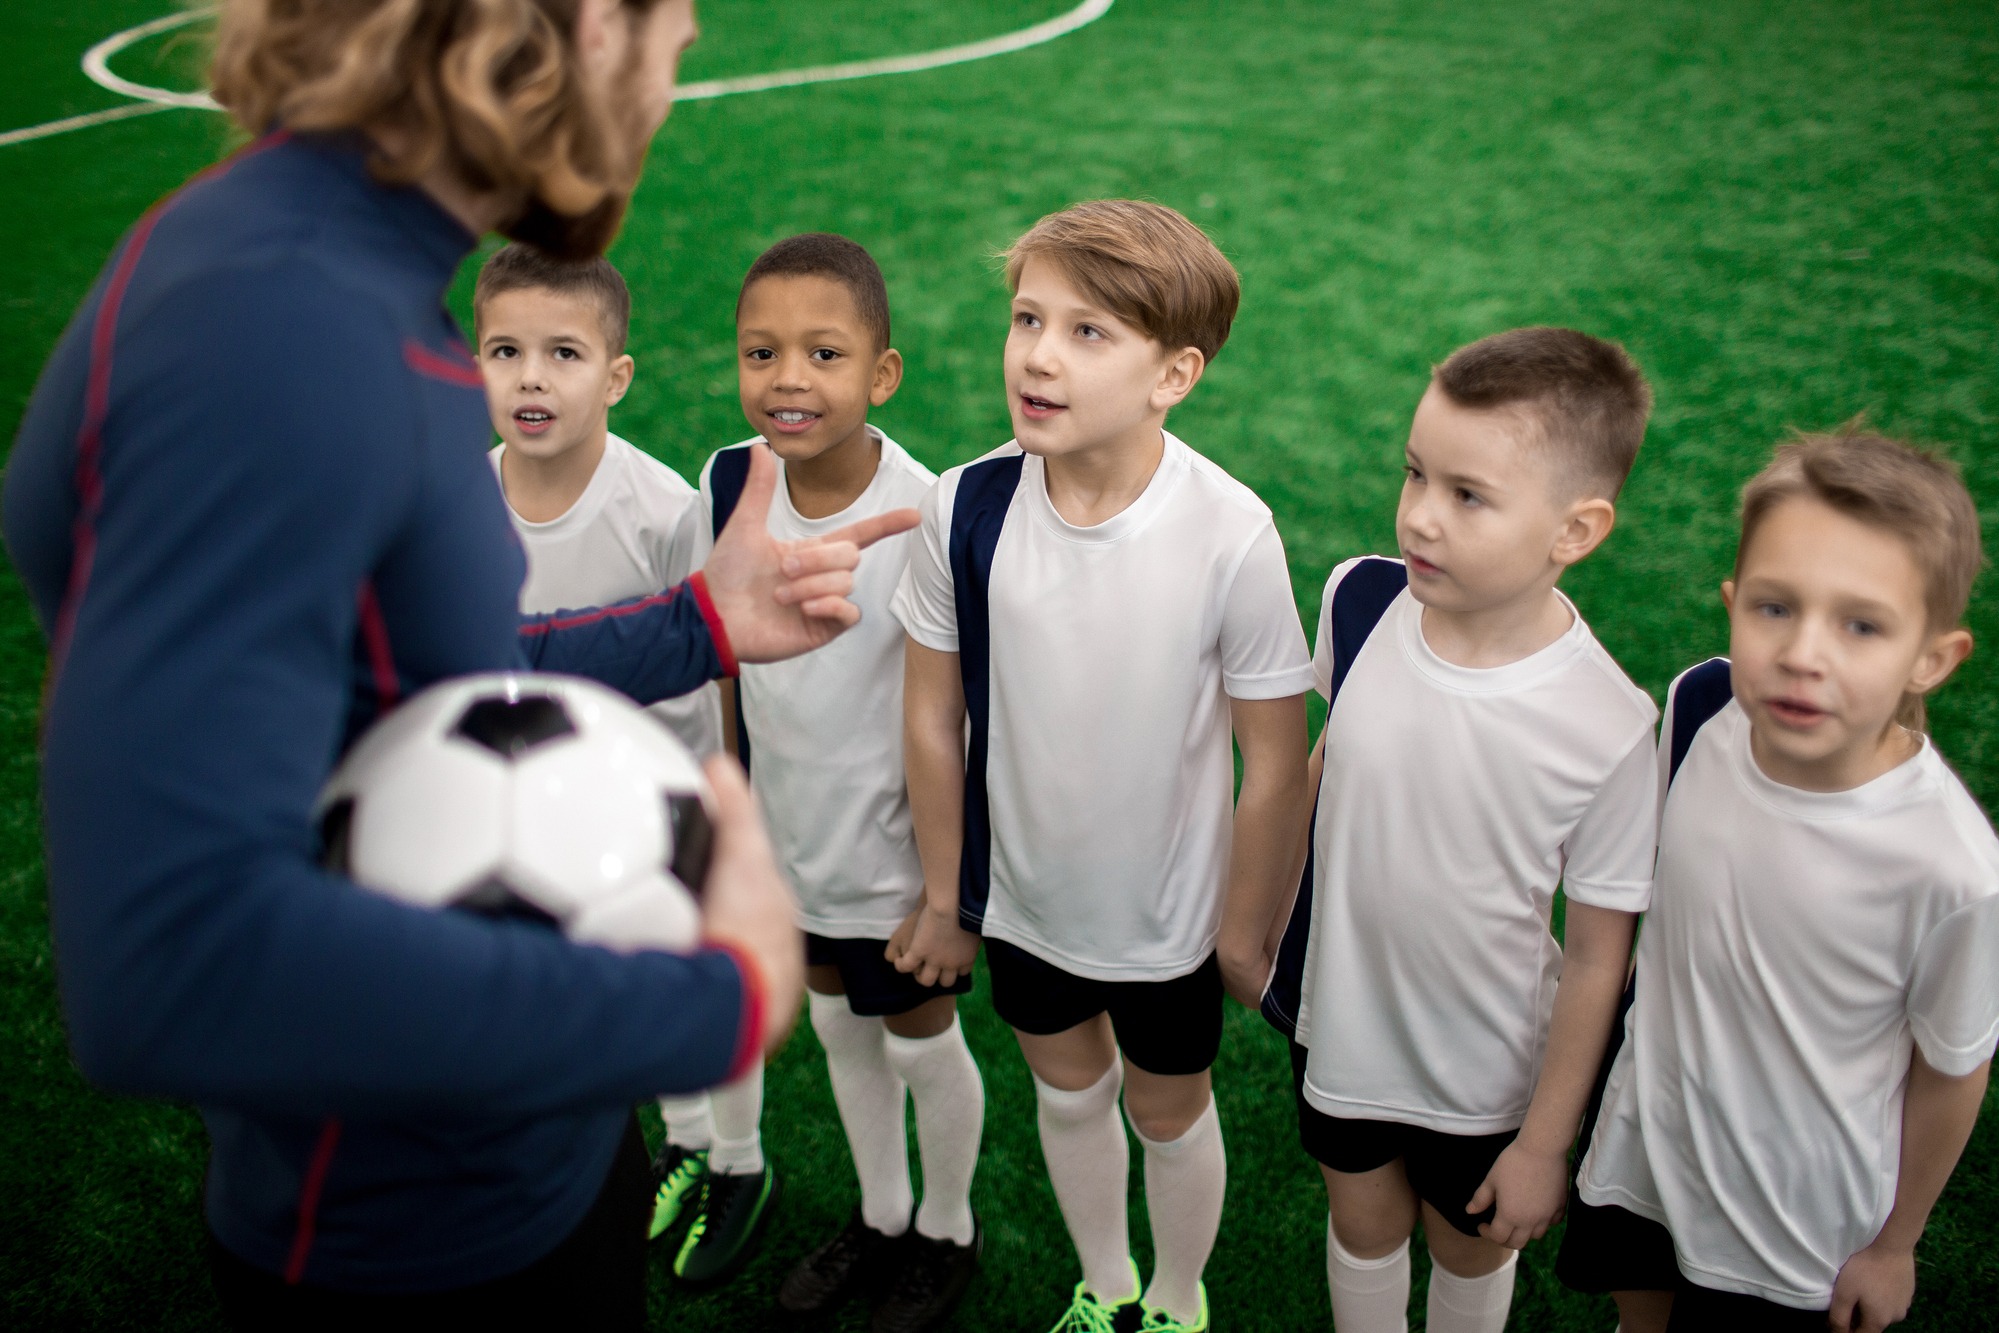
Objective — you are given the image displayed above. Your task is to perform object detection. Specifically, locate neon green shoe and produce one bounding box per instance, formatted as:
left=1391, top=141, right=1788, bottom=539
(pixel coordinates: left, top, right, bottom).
left=1138, top=1284, right=1209, bottom=1332
left=1047, top=1262, right=1142, bottom=1333
left=646, top=1143, right=708, bottom=1241
left=673, top=1164, right=780, bottom=1286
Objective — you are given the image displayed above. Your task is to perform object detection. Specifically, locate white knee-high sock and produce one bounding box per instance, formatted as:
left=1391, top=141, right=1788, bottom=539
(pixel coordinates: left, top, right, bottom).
left=1425, top=1250, right=1516, bottom=1333
left=657, top=1094, right=712, bottom=1151
left=705, top=1060, right=765, bottom=1175
left=1033, top=1065, right=1135, bottom=1303
left=1131, top=1097, right=1224, bottom=1323
left=883, top=1018, right=984, bottom=1246
left=1325, top=1220, right=1409, bottom=1333
left=809, top=991, right=912, bottom=1235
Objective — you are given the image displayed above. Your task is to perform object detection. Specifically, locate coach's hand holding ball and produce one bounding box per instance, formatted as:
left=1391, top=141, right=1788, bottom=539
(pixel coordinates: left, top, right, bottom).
left=697, top=756, right=805, bottom=1054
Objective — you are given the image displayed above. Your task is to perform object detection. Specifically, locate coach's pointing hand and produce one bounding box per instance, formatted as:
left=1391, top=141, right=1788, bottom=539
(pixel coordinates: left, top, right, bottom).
left=703, top=443, right=919, bottom=664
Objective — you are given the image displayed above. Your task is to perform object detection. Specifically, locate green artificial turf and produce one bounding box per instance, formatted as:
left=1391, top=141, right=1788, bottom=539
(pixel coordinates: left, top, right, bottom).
left=4, top=1, right=1999, bottom=1328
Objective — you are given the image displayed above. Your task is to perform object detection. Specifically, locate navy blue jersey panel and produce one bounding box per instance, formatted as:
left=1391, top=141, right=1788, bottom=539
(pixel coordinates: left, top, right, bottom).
left=1667, top=657, right=1734, bottom=787
left=4, top=133, right=745, bottom=1293
left=1262, top=559, right=1406, bottom=1037
left=706, top=445, right=754, bottom=772
left=946, top=454, right=1025, bottom=933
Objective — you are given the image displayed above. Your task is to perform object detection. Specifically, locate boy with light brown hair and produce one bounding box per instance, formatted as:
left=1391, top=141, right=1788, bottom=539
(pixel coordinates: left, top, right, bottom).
left=889, top=200, right=1316, bottom=1332
left=1260, top=328, right=1660, bottom=1333
left=1560, top=429, right=1996, bottom=1333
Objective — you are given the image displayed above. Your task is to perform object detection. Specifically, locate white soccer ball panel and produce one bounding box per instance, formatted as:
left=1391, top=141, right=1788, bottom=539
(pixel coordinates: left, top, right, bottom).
left=345, top=740, right=509, bottom=908
left=566, top=870, right=702, bottom=954
left=502, top=734, right=674, bottom=918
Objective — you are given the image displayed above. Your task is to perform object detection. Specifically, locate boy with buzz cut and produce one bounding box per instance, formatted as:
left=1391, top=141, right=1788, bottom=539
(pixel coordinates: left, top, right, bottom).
left=1560, top=429, right=1997, bottom=1333
left=690, top=233, right=985, bottom=1333
left=1259, top=328, right=1660, bottom=1333
left=473, top=244, right=755, bottom=1280
left=889, top=200, right=1316, bottom=1333
left=474, top=244, right=724, bottom=761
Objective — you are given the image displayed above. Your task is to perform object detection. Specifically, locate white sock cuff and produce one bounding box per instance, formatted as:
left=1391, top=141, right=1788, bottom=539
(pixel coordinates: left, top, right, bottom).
left=1327, top=1225, right=1410, bottom=1272
left=1031, top=1062, right=1122, bottom=1119
left=1127, top=1095, right=1219, bottom=1154
left=809, top=988, right=865, bottom=1028
left=1428, top=1250, right=1518, bottom=1308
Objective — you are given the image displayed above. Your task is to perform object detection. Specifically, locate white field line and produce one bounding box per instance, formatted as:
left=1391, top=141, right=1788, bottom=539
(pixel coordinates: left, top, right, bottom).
left=2, top=0, right=1115, bottom=146
left=0, top=99, right=177, bottom=149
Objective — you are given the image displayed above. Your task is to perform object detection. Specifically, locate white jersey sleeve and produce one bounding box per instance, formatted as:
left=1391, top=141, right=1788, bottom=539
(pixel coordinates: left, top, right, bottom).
left=889, top=473, right=959, bottom=653
left=1560, top=728, right=1658, bottom=912
left=1218, top=524, right=1314, bottom=700
left=1907, top=892, right=1999, bottom=1076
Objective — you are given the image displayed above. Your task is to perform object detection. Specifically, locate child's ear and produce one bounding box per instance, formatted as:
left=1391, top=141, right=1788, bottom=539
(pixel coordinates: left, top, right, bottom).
left=1551, top=496, right=1616, bottom=570
left=1909, top=628, right=1974, bottom=697
left=870, top=347, right=905, bottom=408
left=605, top=353, right=635, bottom=406
left=1150, top=346, right=1206, bottom=413
left=1720, top=580, right=1737, bottom=613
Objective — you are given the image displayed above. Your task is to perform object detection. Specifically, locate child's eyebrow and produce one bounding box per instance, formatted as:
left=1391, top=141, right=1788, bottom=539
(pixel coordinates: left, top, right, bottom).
left=737, top=325, right=855, bottom=341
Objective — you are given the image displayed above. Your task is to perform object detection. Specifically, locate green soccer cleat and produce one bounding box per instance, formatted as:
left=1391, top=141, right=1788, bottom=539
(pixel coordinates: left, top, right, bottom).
left=1138, top=1284, right=1209, bottom=1332
left=1046, top=1262, right=1143, bottom=1333
left=673, top=1163, right=780, bottom=1286
left=647, top=1143, right=708, bottom=1241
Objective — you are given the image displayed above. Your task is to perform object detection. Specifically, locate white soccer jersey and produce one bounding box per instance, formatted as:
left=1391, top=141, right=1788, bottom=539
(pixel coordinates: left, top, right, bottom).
left=494, top=433, right=724, bottom=757
left=1578, top=689, right=1999, bottom=1309
left=703, top=430, right=936, bottom=939
left=891, top=433, right=1315, bottom=982
left=1294, top=558, right=1659, bottom=1134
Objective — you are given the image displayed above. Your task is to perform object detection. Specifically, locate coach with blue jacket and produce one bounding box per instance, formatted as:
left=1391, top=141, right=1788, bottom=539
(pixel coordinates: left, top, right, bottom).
left=1, top=1, right=912, bottom=1325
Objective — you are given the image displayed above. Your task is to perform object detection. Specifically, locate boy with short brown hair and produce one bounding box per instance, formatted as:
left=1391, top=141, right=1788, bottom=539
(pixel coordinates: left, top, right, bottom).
left=1259, top=327, right=1659, bottom=1333
left=890, top=200, right=1316, bottom=1332
left=1560, top=429, right=1996, bottom=1333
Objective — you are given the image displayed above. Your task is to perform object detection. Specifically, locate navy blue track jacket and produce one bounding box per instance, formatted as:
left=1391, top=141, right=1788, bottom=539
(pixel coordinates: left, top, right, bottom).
left=3, top=133, right=764, bottom=1292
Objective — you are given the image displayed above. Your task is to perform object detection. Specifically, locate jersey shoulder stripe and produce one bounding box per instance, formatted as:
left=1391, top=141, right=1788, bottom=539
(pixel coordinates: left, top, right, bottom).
left=1666, top=657, right=1733, bottom=787
left=947, top=450, right=1028, bottom=934
left=1262, top=554, right=1407, bottom=1038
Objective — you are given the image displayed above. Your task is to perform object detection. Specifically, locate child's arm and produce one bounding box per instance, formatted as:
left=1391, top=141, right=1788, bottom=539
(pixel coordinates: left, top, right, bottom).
left=1217, top=693, right=1310, bottom=1006
left=885, top=637, right=980, bottom=986
left=1829, top=1052, right=1991, bottom=1333
left=1263, top=727, right=1327, bottom=963
left=1468, top=900, right=1637, bottom=1249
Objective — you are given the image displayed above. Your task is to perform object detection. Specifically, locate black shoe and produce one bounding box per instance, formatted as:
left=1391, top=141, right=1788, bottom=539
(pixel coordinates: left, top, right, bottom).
left=871, top=1219, right=982, bottom=1333
left=673, top=1164, right=779, bottom=1287
left=777, top=1207, right=898, bottom=1314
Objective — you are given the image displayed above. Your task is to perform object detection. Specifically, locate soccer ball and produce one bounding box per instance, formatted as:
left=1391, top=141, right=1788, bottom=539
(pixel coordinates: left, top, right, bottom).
left=315, top=672, right=713, bottom=953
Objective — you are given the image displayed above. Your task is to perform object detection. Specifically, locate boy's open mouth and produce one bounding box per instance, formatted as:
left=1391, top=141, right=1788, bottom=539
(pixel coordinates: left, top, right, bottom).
left=1765, top=696, right=1828, bottom=727
left=766, top=408, right=821, bottom=435
left=514, top=407, right=555, bottom=436
left=1019, top=393, right=1065, bottom=420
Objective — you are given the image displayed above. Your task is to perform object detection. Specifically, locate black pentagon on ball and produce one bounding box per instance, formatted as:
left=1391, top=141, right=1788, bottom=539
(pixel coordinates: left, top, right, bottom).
left=317, top=796, right=356, bottom=873
left=666, top=793, right=713, bottom=898
left=451, top=877, right=564, bottom=930
left=453, top=693, right=577, bottom=760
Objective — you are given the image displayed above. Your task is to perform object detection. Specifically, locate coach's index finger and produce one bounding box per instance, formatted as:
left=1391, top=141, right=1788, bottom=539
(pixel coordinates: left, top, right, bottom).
left=825, top=506, right=920, bottom=552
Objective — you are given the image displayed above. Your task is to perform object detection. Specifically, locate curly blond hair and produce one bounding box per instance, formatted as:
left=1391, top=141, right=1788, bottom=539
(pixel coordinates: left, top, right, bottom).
left=209, top=0, right=666, bottom=255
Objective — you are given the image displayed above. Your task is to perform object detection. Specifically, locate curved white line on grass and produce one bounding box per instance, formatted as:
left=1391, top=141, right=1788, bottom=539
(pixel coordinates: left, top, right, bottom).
left=0, top=100, right=177, bottom=149
left=82, top=9, right=219, bottom=110
left=0, top=0, right=1115, bottom=143
left=674, top=0, right=1114, bottom=101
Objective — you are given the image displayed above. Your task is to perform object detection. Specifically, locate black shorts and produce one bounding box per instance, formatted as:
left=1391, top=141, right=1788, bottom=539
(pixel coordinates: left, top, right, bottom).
left=805, top=931, right=970, bottom=1017
left=985, top=939, right=1223, bottom=1076
left=1556, top=1195, right=1829, bottom=1330
left=1288, top=1043, right=1516, bottom=1238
